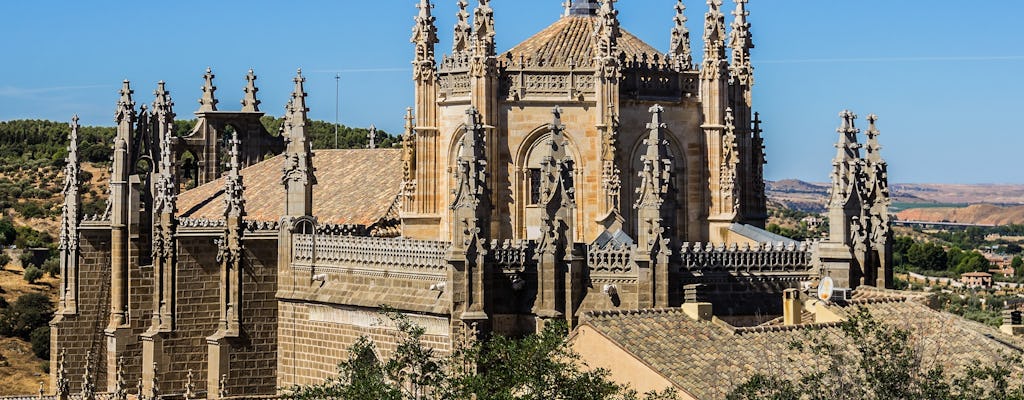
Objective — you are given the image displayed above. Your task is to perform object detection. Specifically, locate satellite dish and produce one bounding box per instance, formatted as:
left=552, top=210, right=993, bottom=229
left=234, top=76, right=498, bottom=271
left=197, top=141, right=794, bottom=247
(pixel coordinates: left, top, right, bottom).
left=817, top=277, right=834, bottom=302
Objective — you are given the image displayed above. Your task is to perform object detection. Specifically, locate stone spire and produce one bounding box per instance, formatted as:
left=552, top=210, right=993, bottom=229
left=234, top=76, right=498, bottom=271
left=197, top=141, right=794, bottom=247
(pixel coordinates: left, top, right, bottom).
left=634, top=105, right=672, bottom=213
left=367, top=124, right=378, bottom=149
left=594, top=0, right=620, bottom=61
left=471, top=0, right=496, bottom=57
left=669, top=0, right=693, bottom=70
left=751, top=111, right=767, bottom=204
left=728, top=0, right=754, bottom=86
left=80, top=351, right=96, bottom=400
left=282, top=69, right=315, bottom=218
left=58, top=115, right=81, bottom=314
left=864, top=114, right=893, bottom=288
left=448, top=107, right=490, bottom=329
left=401, top=108, right=416, bottom=184
left=828, top=110, right=863, bottom=208
left=634, top=105, right=674, bottom=308
left=241, top=68, right=260, bottom=112
left=114, top=80, right=136, bottom=129
left=453, top=0, right=471, bottom=54
left=152, top=81, right=175, bottom=126
left=55, top=349, right=69, bottom=400
left=197, top=67, right=218, bottom=112
left=701, top=0, right=728, bottom=80
left=721, top=108, right=741, bottom=213
left=113, top=357, right=126, bottom=400
left=450, top=108, right=488, bottom=220
left=536, top=106, right=577, bottom=228
left=224, top=130, right=245, bottom=220
left=153, top=116, right=177, bottom=216
left=183, top=370, right=197, bottom=400
left=413, top=0, right=439, bottom=71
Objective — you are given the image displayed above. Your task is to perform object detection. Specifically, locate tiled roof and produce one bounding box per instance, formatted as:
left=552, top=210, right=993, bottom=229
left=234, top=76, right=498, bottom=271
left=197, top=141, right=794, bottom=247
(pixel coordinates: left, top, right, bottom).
left=177, top=149, right=403, bottom=226
left=501, top=16, right=663, bottom=68
left=580, top=292, right=1024, bottom=400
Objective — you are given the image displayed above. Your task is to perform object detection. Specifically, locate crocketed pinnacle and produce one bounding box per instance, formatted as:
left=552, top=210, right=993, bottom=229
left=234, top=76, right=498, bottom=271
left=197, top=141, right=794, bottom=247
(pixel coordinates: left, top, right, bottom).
left=701, top=0, right=727, bottom=77
left=241, top=68, right=260, bottom=112
left=115, top=80, right=135, bottom=125
left=453, top=0, right=471, bottom=54
left=197, top=67, right=218, bottom=112
left=728, top=0, right=754, bottom=86
left=669, top=0, right=693, bottom=70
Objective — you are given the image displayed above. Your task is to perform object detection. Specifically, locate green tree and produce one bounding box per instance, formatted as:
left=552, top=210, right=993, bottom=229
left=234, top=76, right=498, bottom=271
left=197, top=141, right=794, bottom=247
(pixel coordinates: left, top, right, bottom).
left=0, top=293, right=53, bottom=341
left=727, top=308, right=1024, bottom=400
left=285, top=311, right=677, bottom=400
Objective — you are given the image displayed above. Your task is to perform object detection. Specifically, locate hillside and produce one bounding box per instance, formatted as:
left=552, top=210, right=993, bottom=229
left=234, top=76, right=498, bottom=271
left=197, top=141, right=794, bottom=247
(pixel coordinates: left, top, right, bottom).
left=767, top=179, right=1024, bottom=215
left=897, top=204, right=1024, bottom=226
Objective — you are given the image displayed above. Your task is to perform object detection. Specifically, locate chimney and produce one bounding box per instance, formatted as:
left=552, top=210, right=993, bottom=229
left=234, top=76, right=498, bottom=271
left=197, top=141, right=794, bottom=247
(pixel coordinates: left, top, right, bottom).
left=1001, top=308, right=1024, bottom=336
left=783, top=289, right=803, bottom=326
left=682, top=284, right=713, bottom=321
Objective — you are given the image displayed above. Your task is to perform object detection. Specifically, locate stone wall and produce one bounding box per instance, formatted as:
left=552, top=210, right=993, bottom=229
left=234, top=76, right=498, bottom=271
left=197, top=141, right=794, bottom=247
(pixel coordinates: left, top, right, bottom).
left=276, top=301, right=450, bottom=388
left=222, top=239, right=278, bottom=396
left=50, top=228, right=111, bottom=392
left=157, top=236, right=220, bottom=393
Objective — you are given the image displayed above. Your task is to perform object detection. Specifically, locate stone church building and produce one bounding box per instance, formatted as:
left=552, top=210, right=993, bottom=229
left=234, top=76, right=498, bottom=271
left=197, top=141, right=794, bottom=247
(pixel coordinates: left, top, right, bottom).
left=43, top=0, right=915, bottom=398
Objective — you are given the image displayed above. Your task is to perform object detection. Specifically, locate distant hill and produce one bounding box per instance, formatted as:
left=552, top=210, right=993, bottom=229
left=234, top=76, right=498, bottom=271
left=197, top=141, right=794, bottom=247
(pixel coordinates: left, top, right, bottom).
left=897, top=204, right=1024, bottom=226
left=767, top=179, right=1024, bottom=216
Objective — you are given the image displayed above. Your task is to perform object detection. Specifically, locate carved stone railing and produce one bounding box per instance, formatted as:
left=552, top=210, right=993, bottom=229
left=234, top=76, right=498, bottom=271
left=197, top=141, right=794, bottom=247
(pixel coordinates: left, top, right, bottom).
left=316, top=223, right=368, bottom=236
left=438, top=71, right=471, bottom=99
left=179, top=217, right=226, bottom=228
left=293, top=234, right=450, bottom=273
left=485, top=240, right=536, bottom=273
left=678, top=242, right=814, bottom=274
left=587, top=243, right=635, bottom=274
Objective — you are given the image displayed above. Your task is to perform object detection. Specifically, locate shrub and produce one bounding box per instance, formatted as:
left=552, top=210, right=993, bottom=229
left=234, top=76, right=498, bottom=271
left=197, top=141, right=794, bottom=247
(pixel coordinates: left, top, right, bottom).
left=0, top=253, right=10, bottom=269
left=23, top=266, right=43, bottom=284
left=42, top=257, right=58, bottom=277
left=0, top=293, right=53, bottom=340
left=18, top=252, right=33, bottom=267
left=29, top=326, right=49, bottom=360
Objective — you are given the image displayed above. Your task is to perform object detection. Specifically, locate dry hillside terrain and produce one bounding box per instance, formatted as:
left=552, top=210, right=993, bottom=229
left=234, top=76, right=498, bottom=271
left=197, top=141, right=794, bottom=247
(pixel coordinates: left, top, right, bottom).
left=897, top=204, right=1024, bottom=226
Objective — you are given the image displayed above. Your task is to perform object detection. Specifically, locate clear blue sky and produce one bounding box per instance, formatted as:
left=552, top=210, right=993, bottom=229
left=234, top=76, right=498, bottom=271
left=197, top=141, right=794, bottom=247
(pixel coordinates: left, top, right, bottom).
left=1, top=1, right=1022, bottom=184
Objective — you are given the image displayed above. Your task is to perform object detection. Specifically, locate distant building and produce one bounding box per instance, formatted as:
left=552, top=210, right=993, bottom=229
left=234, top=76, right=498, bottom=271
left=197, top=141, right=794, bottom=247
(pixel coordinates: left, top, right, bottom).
left=961, top=272, right=994, bottom=288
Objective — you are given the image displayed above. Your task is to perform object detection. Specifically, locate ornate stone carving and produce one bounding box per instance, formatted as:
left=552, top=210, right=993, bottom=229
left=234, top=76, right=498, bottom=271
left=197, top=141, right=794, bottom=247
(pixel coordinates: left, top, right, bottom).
left=827, top=110, right=863, bottom=209
left=471, top=0, right=495, bottom=57
left=669, top=0, right=693, bottom=71
left=412, top=0, right=439, bottom=81
left=700, top=0, right=728, bottom=81
left=601, top=103, right=621, bottom=212
left=282, top=69, right=316, bottom=219
left=751, top=112, right=767, bottom=207
left=453, top=0, right=471, bottom=54
left=536, top=106, right=577, bottom=254
left=241, top=68, right=261, bottom=112
left=728, top=0, right=754, bottom=87
left=58, top=116, right=81, bottom=314
left=721, top=108, right=741, bottom=213
left=197, top=67, right=218, bottom=112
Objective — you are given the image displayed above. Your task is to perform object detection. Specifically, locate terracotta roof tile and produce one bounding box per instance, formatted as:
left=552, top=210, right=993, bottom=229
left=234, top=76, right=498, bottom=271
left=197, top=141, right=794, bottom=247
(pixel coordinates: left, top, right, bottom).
left=581, top=299, right=1024, bottom=399
left=177, top=149, right=402, bottom=226
left=502, top=16, right=663, bottom=68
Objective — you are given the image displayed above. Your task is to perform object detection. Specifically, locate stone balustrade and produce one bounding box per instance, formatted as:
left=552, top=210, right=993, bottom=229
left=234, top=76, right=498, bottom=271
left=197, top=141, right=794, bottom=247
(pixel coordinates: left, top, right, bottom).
left=587, top=243, right=635, bottom=273
left=293, top=234, right=450, bottom=271
left=678, top=241, right=814, bottom=274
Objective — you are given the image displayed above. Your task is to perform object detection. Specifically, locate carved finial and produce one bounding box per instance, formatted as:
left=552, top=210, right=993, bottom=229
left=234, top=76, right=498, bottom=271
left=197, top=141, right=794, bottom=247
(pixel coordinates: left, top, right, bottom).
left=721, top=107, right=740, bottom=213
left=113, top=357, right=127, bottom=400
left=241, top=68, right=261, bottom=112
left=367, top=124, right=378, bottom=149
left=225, top=129, right=245, bottom=218
left=412, top=0, right=439, bottom=82
left=283, top=69, right=316, bottom=217
left=701, top=0, right=727, bottom=79
left=864, top=114, right=884, bottom=164
left=828, top=110, right=863, bottom=207
left=471, top=0, right=496, bottom=56
left=198, top=67, right=218, bottom=112
left=184, top=369, right=197, bottom=400
left=55, top=349, right=69, bottom=399
left=80, top=351, right=96, bottom=400
left=219, top=374, right=229, bottom=398
left=402, top=107, right=416, bottom=184
left=453, top=0, right=471, bottom=54
left=61, top=115, right=82, bottom=227
left=153, top=114, right=177, bottom=216
left=38, top=381, right=44, bottom=399
left=136, top=377, right=146, bottom=400
left=115, top=80, right=136, bottom=125
left=152, top=81, right=175, bottom=125
left=594, top=0, right=620, bottom=60
left=151, top=362, right=160, bottom=399
left=635, top=104, right=671, bottom=210
left=729, top=0, right=754, bottom=86
left=670, top=0, right=693, bottom=70
left=450, top=107, right=487, bottom=213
